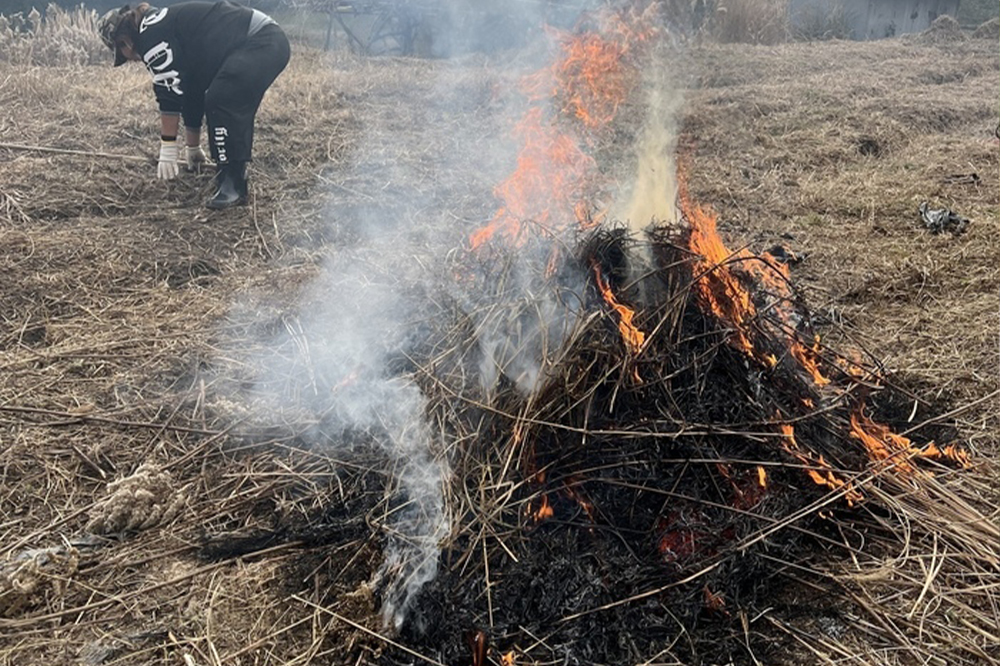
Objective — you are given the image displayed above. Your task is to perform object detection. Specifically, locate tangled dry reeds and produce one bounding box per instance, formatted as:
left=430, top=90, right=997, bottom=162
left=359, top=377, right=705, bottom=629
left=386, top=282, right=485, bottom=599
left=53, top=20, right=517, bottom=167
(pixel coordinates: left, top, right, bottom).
left=0, top=3, right=107, bottom=66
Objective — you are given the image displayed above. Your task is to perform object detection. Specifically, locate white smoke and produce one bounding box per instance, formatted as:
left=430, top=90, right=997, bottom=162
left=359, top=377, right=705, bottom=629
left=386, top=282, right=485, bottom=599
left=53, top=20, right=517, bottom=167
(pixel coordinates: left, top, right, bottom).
left=235, top=0, right=657, bottom=631
left=475, top=294, right=574, bottom=396
left=250, top=235, right=450, bottom=629
left=614, top=70, right=684, bottom=232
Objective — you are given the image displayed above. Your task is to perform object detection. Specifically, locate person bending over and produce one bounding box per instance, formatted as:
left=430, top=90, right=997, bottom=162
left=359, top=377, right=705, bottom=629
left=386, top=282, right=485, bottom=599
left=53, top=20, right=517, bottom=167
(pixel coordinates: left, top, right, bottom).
left=99, top=1, right=290, bottom=209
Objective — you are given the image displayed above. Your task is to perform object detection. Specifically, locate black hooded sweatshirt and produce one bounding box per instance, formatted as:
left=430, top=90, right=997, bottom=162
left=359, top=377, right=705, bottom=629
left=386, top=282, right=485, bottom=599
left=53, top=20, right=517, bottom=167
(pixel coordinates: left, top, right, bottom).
left=133, top=1, right=261, bottom=129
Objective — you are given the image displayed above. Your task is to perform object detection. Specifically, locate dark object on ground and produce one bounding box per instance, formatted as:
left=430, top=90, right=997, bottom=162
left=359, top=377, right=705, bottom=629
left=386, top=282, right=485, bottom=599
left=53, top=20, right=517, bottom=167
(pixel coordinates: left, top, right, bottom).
left=766, top=243, right=803, bottom=265
left=918, top=202, right=970, bottom=235
left=942, top=173, right=980, bottom=185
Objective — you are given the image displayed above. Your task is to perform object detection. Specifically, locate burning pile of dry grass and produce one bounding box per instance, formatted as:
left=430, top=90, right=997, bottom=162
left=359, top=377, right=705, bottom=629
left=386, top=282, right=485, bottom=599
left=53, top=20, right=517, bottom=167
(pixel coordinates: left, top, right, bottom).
left=353, top=12, right=997, bottom=662
left=373, top=205, right=997, bottom=664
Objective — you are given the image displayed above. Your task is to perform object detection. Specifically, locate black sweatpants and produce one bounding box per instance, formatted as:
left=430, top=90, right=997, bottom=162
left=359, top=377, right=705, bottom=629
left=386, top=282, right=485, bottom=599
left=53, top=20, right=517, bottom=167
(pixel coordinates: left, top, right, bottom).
left=204, top=24, right=290, bottom=165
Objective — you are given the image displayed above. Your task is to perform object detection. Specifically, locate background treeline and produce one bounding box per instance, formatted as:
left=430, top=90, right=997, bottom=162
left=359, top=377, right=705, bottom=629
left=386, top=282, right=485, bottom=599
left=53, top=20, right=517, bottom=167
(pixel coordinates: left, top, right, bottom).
left=960, top=0, right=1000, bottom=25
left=1, top=0, right=997, bottom=25
left=0, top=0, right=996, bottom=63
left=0, top=0, right=282, bottom=15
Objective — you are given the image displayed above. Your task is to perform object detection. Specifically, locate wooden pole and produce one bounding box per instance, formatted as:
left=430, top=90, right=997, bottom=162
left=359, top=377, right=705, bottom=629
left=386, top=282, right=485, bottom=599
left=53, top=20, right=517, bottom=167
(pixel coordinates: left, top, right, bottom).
left=0, top=141, right=151, bottom=162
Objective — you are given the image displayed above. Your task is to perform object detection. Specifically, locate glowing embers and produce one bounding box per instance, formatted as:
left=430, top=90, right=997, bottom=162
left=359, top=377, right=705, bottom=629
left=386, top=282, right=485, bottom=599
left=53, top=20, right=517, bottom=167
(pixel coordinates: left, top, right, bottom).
left=656, top=505, right=736, bottom=570
left=657, top=511, right=709, bottom=565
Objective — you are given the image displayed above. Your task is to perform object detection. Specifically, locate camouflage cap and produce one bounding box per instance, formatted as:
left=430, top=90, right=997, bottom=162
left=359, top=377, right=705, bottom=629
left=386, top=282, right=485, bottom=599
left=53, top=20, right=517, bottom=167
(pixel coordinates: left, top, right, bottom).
left=97, top=5, right=131, bottom=67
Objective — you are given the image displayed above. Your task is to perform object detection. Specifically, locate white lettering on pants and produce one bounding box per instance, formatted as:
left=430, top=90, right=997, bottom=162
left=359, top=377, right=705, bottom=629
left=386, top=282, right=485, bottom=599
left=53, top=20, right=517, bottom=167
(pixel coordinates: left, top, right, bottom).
left=214, top=127, right=229, bottom=163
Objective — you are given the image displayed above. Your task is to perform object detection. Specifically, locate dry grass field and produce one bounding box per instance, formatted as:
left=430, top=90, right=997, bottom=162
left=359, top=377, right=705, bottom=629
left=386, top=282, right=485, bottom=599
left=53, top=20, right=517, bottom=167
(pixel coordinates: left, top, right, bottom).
left=0, top=11, right=997, bottom=666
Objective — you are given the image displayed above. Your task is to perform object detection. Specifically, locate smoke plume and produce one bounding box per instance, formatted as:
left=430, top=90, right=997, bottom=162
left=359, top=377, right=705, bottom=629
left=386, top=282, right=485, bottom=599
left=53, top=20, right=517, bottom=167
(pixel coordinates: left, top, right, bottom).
left=236, top=0, right=682, bottom=630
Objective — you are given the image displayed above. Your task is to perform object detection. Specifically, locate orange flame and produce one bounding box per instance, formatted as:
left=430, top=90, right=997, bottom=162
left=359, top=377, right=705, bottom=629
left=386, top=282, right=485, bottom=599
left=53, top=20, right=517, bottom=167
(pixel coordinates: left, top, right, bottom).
left=849, top=409, right=919, bottom=475
left=680, top=172, right=974, bottom=486
left=682, top=197, right=758, bottom=358
left=679, top=170, right=831, bottom=386
left=715, top=462, right=768, bottom=509
left=470, top=107, right=596, bottom=249
left=780, top=423, right=862, bottom=505
left=848, top=408, right=971, bottom=476
left=593, top=263, right=645, bottom=354
left=470, top=12, right=648, bottom=250
left=531, top=493, right=554, bottom=522
left=544, top=27, right=635, bottom=129
left=920, top=442, right=973, bottom=469
left=836, top=352, right=871, bottom=380
left=788, top=334, right=830, bottom=387
left=756, top=466, right=768, bottom=488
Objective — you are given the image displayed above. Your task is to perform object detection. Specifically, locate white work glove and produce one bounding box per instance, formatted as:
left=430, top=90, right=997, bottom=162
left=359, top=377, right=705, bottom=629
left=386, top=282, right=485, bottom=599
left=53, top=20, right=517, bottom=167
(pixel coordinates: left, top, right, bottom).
left=157, top=140, right=180, bottom=180
left=184, top=145, right=208, bottom=172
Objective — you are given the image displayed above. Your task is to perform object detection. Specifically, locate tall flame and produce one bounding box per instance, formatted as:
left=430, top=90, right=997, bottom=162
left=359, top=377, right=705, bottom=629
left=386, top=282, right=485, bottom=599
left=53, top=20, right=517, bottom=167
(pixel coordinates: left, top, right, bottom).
left=469, top=107, right=596, bottom=248
left=682, top=193, right=759, bottom=359
left=542, top=23, right=639, bottom=129
left=470, top=12, right=649, bottom=250
left=467, top=3, right=975, bottom=512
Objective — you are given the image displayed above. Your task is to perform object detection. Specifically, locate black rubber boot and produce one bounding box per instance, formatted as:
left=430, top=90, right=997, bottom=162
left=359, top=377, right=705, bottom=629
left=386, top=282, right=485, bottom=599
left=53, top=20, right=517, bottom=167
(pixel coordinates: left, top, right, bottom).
left=206, top=162, right=247, bottom=209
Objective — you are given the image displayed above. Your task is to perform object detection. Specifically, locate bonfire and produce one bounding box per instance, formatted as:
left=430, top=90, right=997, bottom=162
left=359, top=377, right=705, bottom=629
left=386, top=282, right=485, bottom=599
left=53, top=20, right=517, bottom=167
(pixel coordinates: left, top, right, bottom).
left=367, top=6, right=998, bottom=665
